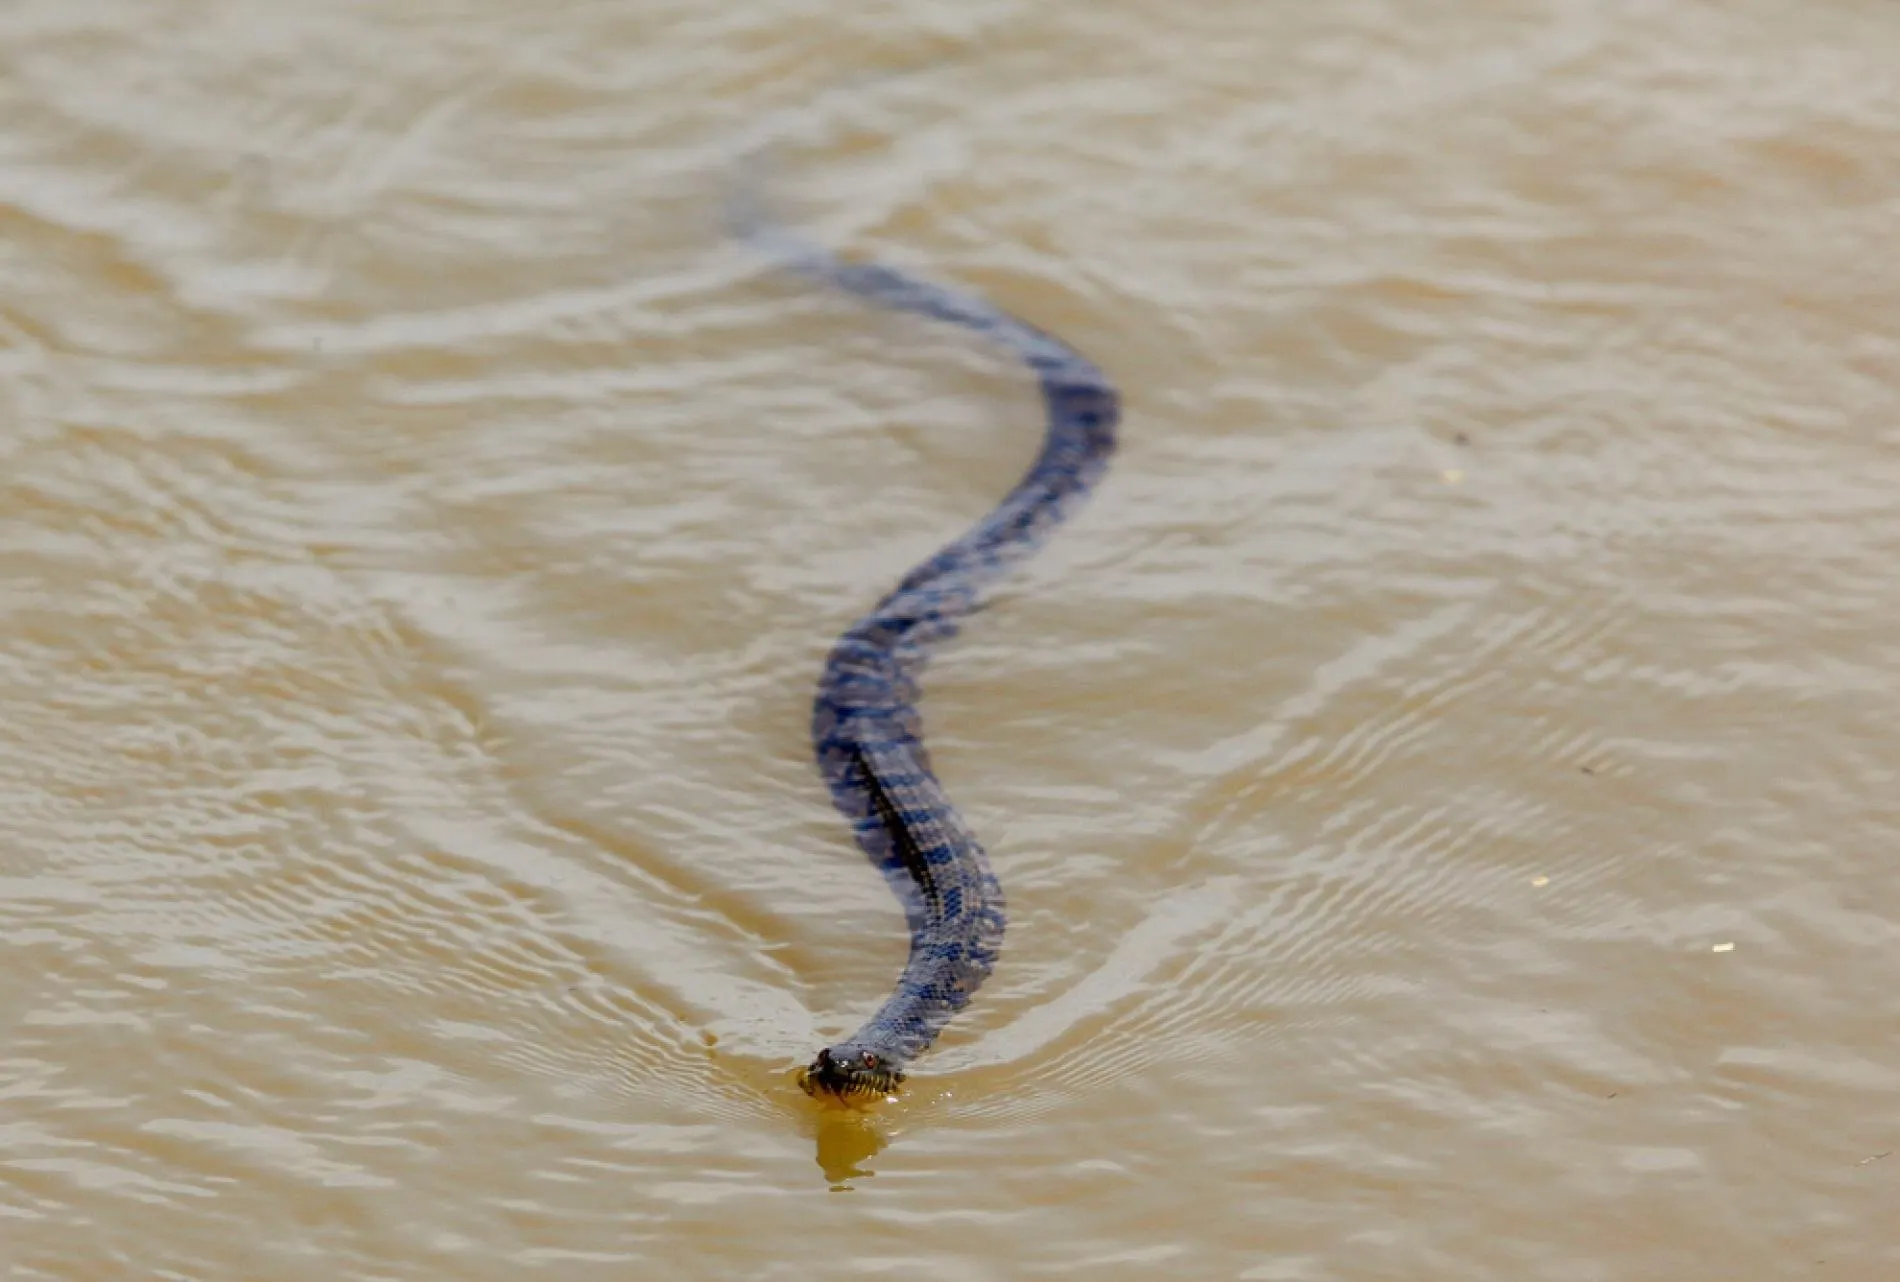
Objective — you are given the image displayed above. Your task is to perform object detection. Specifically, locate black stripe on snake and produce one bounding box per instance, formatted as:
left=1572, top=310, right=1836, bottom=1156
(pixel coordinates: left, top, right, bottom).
left=730, top=162, right=1119, bottom=1102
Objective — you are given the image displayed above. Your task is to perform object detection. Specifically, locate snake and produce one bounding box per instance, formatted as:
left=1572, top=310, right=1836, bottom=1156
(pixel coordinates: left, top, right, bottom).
left=731, top=163, right=1119, bottom=1101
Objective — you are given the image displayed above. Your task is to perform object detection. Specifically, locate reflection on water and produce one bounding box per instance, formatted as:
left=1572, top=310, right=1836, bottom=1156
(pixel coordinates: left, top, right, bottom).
left=809, top=1109, right=890, bottom=1191
left=3, top=0, right=1900, bottom=1277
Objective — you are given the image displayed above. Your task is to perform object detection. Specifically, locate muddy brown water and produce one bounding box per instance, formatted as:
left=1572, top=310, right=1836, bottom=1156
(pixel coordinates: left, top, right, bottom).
left=2, top=1, right=1898, bottom=1278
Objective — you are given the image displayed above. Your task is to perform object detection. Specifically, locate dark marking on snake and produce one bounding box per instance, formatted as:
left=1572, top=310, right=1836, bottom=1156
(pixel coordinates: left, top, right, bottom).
left=849, top=742, right=943, bottom=918
left=730, top=158, right=1119, bottom=1102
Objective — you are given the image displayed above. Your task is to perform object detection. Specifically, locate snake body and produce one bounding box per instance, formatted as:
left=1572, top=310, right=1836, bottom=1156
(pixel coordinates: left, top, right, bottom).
left=733, top=170, right=1118, bottom=1099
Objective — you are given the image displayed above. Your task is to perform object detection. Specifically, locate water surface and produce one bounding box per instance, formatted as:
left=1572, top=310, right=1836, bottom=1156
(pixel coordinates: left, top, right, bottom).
left=3, top=1, right=1898, bottom=1277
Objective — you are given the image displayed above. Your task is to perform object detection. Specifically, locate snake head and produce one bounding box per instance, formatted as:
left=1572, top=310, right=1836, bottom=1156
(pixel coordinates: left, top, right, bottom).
left=799, top=1044, right=905, bottom=1102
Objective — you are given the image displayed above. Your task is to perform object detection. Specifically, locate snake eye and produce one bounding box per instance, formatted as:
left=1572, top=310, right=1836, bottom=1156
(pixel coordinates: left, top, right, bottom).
left=861, top=1052, right=878, bottom=1069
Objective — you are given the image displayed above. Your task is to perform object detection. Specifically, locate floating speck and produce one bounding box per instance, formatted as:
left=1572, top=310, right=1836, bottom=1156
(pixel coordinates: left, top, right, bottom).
left=1712, top=942, right=1735, bottom=953
left=1531, top=876, right=1549, bottom=887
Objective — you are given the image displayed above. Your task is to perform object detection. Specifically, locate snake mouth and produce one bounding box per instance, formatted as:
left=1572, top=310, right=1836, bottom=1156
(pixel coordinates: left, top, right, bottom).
left=799, top=1046, right=904, bottom=1102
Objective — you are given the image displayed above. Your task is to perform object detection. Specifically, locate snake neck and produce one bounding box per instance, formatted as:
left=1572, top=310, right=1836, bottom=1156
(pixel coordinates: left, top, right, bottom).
left=860, top=741, right=1002, bottom=1009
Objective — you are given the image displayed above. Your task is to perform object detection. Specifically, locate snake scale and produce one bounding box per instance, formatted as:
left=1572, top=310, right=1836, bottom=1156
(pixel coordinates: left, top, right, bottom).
left=732, top=165, right=1119, bottom=1100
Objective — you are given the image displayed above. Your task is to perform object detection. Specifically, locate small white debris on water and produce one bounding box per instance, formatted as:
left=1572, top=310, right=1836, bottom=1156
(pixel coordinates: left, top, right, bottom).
left=1712, top=942, right=1735, bottom=953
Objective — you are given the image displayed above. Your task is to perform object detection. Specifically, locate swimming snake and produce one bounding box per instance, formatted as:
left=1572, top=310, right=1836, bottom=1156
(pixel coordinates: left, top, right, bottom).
left=731, top=165, right=1119, bottom=1100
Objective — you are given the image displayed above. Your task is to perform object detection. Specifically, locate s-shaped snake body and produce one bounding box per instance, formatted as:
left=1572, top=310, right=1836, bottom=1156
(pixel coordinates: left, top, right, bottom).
left=733, top=170, right=1118, bottom=1100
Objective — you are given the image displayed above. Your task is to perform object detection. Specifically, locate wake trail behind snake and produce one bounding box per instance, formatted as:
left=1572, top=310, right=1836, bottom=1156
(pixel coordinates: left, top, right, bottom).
left=729, top=158, right=1119, bottom=1101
